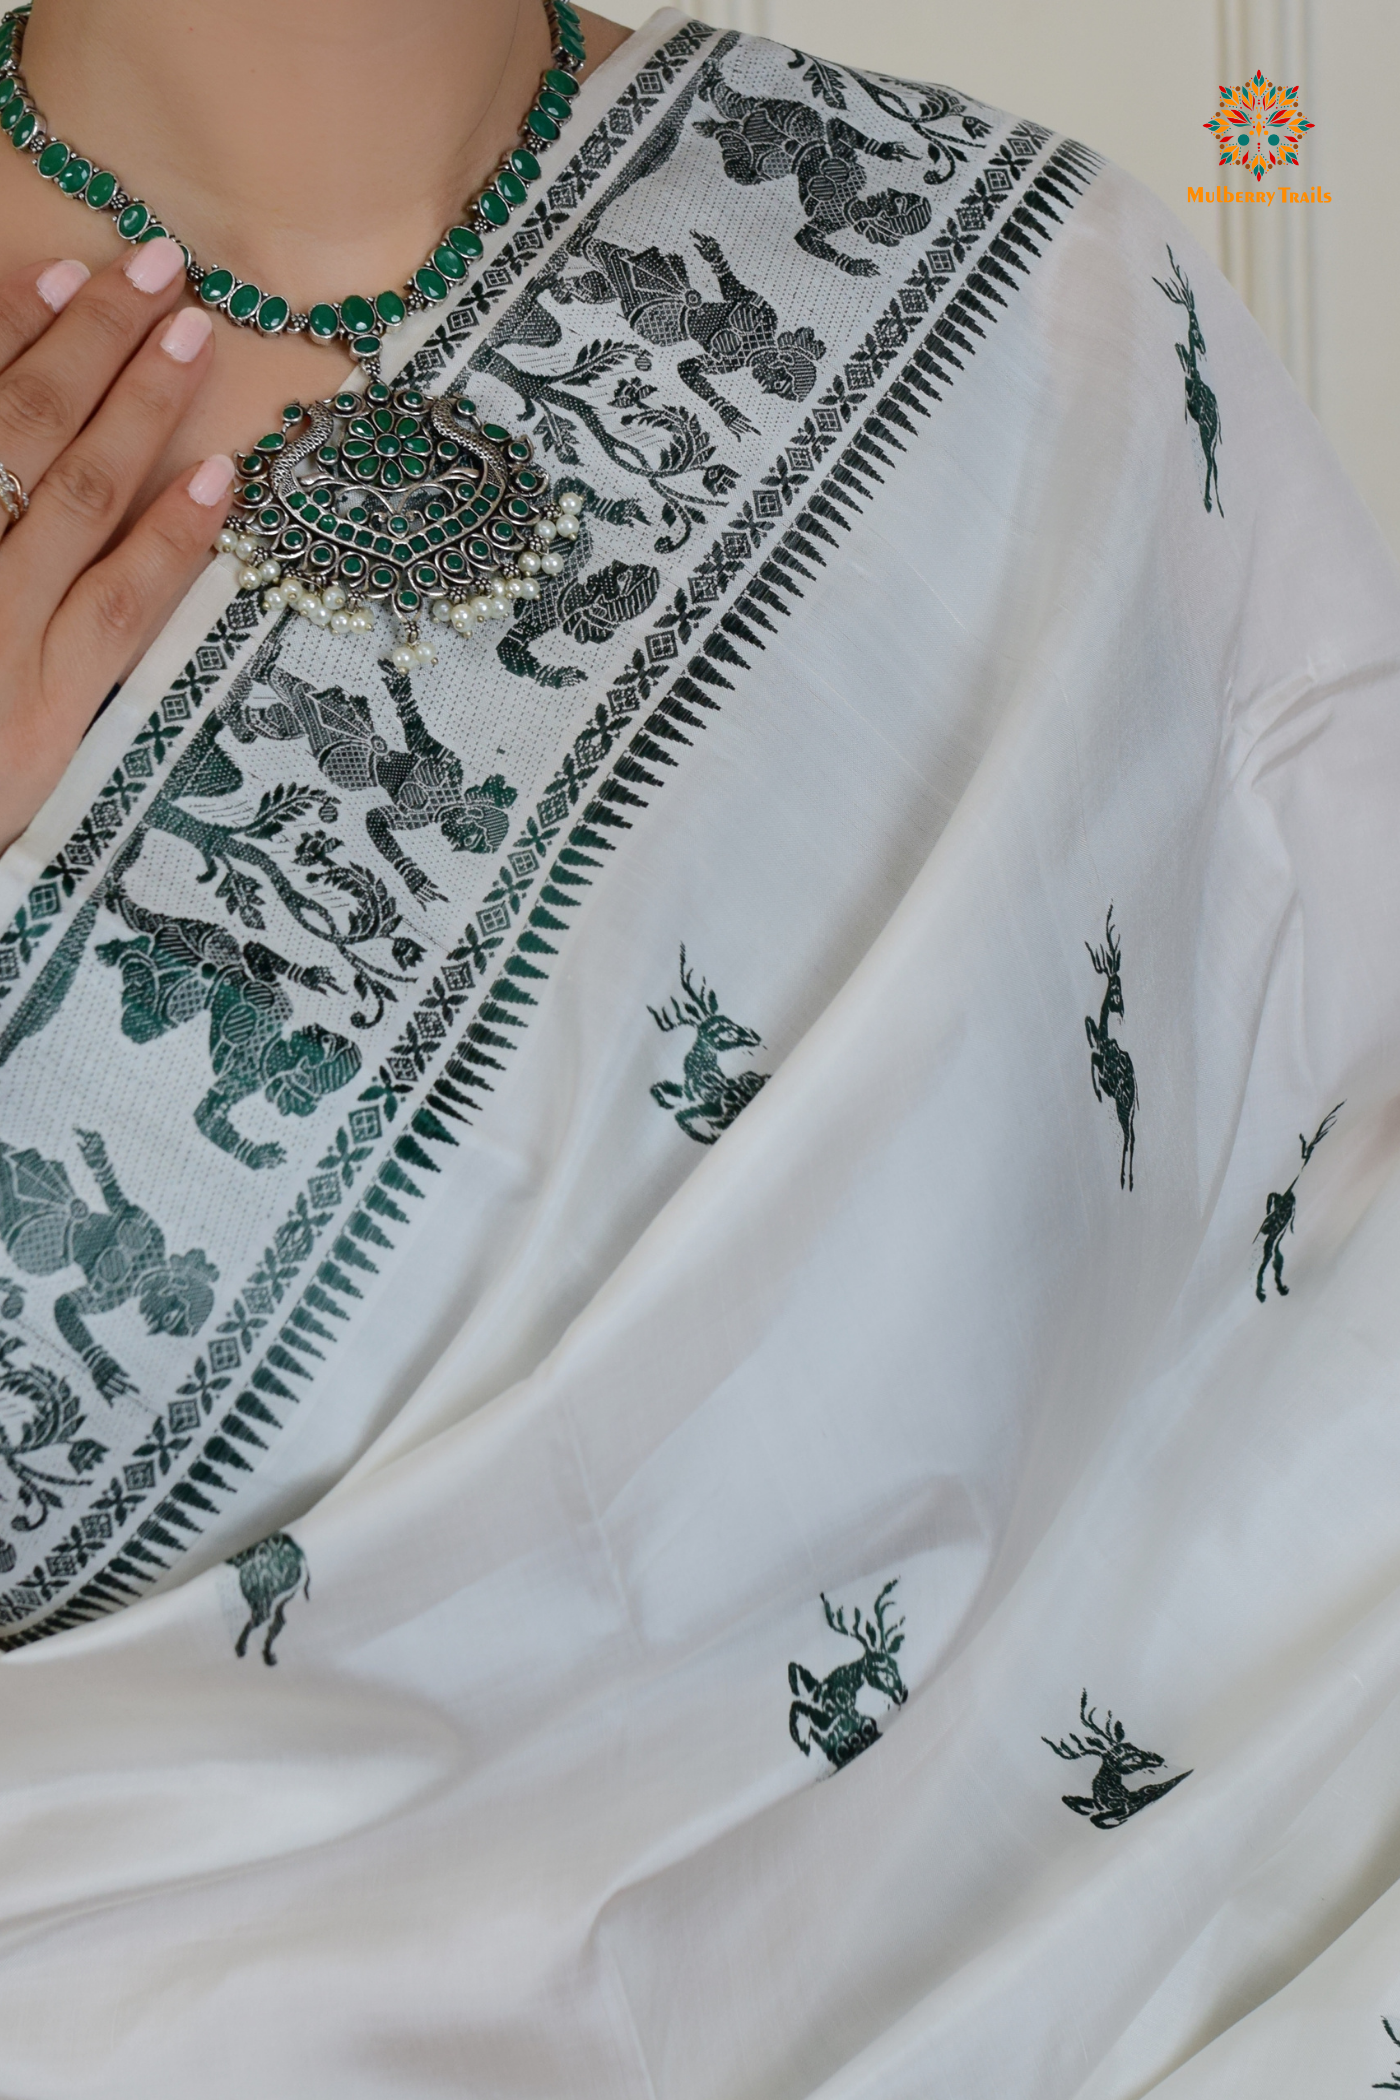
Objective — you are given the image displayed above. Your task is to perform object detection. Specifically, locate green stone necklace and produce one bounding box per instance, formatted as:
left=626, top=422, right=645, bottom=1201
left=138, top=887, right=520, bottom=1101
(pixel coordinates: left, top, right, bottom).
left=0, top=0, right=589, bottom=664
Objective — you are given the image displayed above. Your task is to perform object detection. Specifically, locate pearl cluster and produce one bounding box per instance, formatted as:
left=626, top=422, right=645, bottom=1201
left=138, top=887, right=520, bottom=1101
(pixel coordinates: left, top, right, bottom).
left=222, top=489, right=584, bottom=668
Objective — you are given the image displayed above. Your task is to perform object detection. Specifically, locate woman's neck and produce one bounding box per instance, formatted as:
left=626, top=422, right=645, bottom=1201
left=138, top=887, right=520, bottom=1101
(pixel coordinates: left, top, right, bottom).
left=20, top=0, right=557, bottom=305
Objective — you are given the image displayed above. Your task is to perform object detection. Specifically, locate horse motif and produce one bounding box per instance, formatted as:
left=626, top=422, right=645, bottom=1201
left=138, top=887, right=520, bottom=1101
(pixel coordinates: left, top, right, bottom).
left=1043, top=1692, right=1191, bottom=1827
left=230, top=1530, right=309, bottom=1666
left=788, top=1580, right=907, bottom=1769
left=1085, top=905, right=1138, bottom=1191
left=648, top=947, right=768, bottom=1144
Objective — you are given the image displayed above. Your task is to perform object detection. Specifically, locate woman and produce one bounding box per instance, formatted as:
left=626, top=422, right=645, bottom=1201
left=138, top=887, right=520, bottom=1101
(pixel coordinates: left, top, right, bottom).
left=0, top=0, right=1398, bottom=2092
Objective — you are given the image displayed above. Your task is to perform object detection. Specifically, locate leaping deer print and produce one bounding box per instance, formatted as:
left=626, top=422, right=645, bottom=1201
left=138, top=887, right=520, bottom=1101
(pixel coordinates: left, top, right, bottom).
left=1043, top=1692, right=1191, bottom=1827
left=1154, top=247, right=1223, bottom=515
left=788, top=1580, right=908, bottom=1770
left=1372, top=2015, right=1400, bottom=2089
left=648, top=947, right=768, bottom=1144
left=1085, top=905, right=1138, bottom=1191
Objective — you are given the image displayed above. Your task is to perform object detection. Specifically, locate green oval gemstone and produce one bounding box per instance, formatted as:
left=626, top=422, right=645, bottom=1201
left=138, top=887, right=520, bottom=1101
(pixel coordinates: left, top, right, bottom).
left=481, top=424, right=510, bottom=445
left=341, top=554, right=367, bottom=579
left=236, top=453, right=264, bottom=476
left=354, top=458, right=378, bottom=481
left=434, top=244, right=466, bottom=280
left=510, top=149, right=542, bottom=182
left=372, top=409, right=395, bottom=433
left=375, top=289, right=406, bottom=328
left=308, top=303, right=340, bottom=339
left=544, top=68, right=579, bottom=96
left=350, top=334, right=380, bottom=358
left=468, top=538, right=492, bottom=564
left=342, top=439, right=372, bottom=460
left=0, top=81, right=17, bottom=119
left=227, top=281, right=262, bottom=321
left=85, top=169, right=116, bottom=209
left=116, top=201, right=149, bottom=240
left=58, top=154, right=91, bottom=194
left=447, top=224, right=484, bottom=259
left=412, top=563, right=437, bottom=588
left=1, top=96, right=24, bottom=134
left=255, top=430, right=286, bottom=453
left=507, top=498, right=532, bottom=519
left=380, top=460, right=404, bottom=488
left=316, top=445, right=338, bottom=466
left=338, top=397, right=366, bottom=417
left=538, top=89, right=572, bottom=123
left=239, top=483, right=263, bottom=504
left=370, top=565, right=396, bottom=589
left=12, top=108, right=35, bottom=146
left=496, top=169, right=528, bottom=206
left=558, top=26, right=585, bottom=56
left=397, top=588, right=421, bottom=611
left=309, top=544, right=335, bottom=568
left=480, top=190, right=510, bottom=226
left=515, top=471, right=541, bottom=491
left=414, top=266, right=448, bottom=302
left=282, top=528, right=309, bottom=553
left=137, top=224, right=169, bottom=243
left=339, top=293, right=375, bottom=334
left=442, top=550, right=467, bottom=576
left=402, top=456, right=427, bottom=480
left=37, top=138, right=68, bottom=179
left=199, top=267, right=235, bottom=307
left=402, top=436, right=431, bottom=457
left=258, top=507, right=281, bottom=531
left=526, top=108, right=559, bottom=142
left=375, top=435, right=401, bottom=458
left=257, top=295, right=289, bottom=333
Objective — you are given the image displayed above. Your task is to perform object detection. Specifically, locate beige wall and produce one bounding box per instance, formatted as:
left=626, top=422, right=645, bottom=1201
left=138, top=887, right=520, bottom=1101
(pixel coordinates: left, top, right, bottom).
left=607, top=1, right=1400, bottom=562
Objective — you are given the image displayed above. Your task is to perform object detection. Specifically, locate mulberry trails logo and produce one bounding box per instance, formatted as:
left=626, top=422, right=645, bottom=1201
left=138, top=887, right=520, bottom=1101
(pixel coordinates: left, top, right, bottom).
left=1191, top=71, right=1325, bottom=206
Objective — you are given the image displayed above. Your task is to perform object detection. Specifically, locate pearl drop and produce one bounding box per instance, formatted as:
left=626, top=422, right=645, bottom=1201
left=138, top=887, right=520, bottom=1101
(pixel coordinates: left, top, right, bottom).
left=330, top=611, right=351, bottom=635
left=432, top=600, right=452, bottom=624
left=450, top=604, right=475, bottom=633
left=489, top=574, right=509, bottom=595
left=234, top=535, right=257, bottom=561
left=354, top=610, right=375, bottom=632
left=281, top=579, right=303, bottom=604
left=557, top=490, right=583, bottom=515
left=468, top=596, right=492, bottom=621
left=555, top=515, right=580, bottom=540
left=520, top=578, right=541, bottom=600
left=540, top=551, right=565, bottom=577
left=392, top=645, right=416, bottom=671
left=308, top=599, right=331, bottom=626
left=263, top=588, right=286, bottom=612
left=535, top=519, right=556, bottom=543
left=322, top=585, right=346, bottom=612
left=505, top=577, right=524, bottom=598
left=237, top=564, right=261, bottom=590
left=414, top=642, right=437, bottom=667
left=217, top=529, right=239, bottom=554
left=258, top=560, right=281, bottom=586
left=518, top=551, right=541, bottom=575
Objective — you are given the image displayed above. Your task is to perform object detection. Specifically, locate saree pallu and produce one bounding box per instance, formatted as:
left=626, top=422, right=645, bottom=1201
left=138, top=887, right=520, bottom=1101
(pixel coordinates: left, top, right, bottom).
left=0, top=12, right=1398, bottom=2094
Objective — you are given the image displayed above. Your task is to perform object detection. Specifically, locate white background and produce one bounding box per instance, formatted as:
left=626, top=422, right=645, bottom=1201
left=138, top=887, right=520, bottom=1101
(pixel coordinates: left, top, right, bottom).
left=609, top=0, right=1400, bottom=563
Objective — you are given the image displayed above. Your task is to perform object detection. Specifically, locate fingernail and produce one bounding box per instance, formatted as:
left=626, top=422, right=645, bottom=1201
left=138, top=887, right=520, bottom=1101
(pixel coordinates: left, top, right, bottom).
left=160, top=307, right=213, bottom=363
left=36, top=259, right=90, bottom=312
left=188, top=454, right=235, bottom=507
left=124, top=235, right=185, bottom=294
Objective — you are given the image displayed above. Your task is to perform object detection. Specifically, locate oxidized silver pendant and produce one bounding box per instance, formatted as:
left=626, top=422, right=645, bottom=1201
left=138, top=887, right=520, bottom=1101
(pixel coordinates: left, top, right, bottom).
left=222, top=358, right=578, bottom=668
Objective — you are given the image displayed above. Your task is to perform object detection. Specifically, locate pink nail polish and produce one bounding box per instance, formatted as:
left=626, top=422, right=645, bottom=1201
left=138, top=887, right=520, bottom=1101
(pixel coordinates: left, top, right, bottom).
left=188, top=454, right=235, bottom=508
left=36, top=259, right=90, bottom=312
left=160, top=307, right=213, bottom=363
left=124, top=236, right=185, bottom=295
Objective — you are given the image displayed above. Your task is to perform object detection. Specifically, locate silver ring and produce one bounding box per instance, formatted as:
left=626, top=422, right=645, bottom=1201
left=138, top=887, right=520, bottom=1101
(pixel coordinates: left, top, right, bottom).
left=0, top=458, right=29, bottom=526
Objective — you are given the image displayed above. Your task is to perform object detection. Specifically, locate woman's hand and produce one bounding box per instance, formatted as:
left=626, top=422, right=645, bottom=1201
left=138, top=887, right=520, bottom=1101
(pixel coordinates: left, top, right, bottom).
left=0, top=236, right=234, bottom=856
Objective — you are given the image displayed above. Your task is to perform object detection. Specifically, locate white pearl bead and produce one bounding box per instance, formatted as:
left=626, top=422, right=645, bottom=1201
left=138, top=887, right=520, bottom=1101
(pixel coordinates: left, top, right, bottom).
left=518, top=551, right=541, bottom=575
left=237, top=564, right=261, bottom=590
left=258, top=560, right=281, bottom=585
left=491, top=595, right=513, bottom=619
left=263, top=587, right=286, bottom=612
left=489, top=573, right=509, bottom=595
left=414, top=641, right=437, bottom=666
left=505, top=577, right=524, bottom=598
left=520, top=577, right=541, bottom=600
left=217, top=528, right=239, bottom=554
left=330, top=611, right=351, bottom=635
left=392, top=645, right=416, bottom=671
left=535, top=519, right=556, bottom=543
left=354, top=610, right=375, bottom=632
left=307, top=599, right=331, bottom=626
left=432, top=599, right=452, bottom=624
left=557, top=490, right=583, bottom=515
left=450, top=604, right=475, bottom=633
left=468, top=596, right=492, bottom=621
left=321, top=584, right=346, bottom=612
left=540, top=551, right=565, bottom=577
left=555, top=515, right=580, bottom=541
left=234, top=535, right=257, bottom=561
left=281, top=579, right=303, bottom=603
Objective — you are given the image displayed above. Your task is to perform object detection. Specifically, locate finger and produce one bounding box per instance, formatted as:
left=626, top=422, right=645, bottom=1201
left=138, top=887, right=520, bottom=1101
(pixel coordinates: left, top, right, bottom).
left=3, top=301, right=217, bottom=620
left=0, top=237, right=187, bottom=499
left=0, top=256, right=91, bottom=375
left=42, top=452, right=236, bottom=744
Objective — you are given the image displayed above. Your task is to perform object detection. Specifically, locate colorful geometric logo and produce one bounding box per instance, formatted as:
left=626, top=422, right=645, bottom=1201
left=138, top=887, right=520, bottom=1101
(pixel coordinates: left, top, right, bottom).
left=1205, top=72, right=1314, bottom=181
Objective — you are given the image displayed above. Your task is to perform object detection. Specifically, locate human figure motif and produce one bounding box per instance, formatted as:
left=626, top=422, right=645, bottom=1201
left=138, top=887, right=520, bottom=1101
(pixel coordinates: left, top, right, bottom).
left=554, top=231, right=826, bottom=436
left=1154, top=247, right=1222, bottom=515
left=0, top=1130, right=217, bottom=1401
left=226, top=647, right=517, bottom=906
left=497, top=503, right=659, bottom=686
left=1254, top=1104, right=1343, bottom=1301
left=695, top=71, right=932, bottom=276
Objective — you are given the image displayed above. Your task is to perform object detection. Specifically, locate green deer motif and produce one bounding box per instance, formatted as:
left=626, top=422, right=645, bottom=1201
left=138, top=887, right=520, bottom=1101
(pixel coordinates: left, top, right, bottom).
left=788, top=1580, right=907, bottom=1770
left=1044, top=1692, right=1191, bottom=1827
left=1373, top=2015, right=1400, bottom=2088
left=1154, top=247, right=1222, bottom=515
left=230, top=1530, right=309, bottom=1666
left=648, top=946, right=768, bottom=1144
